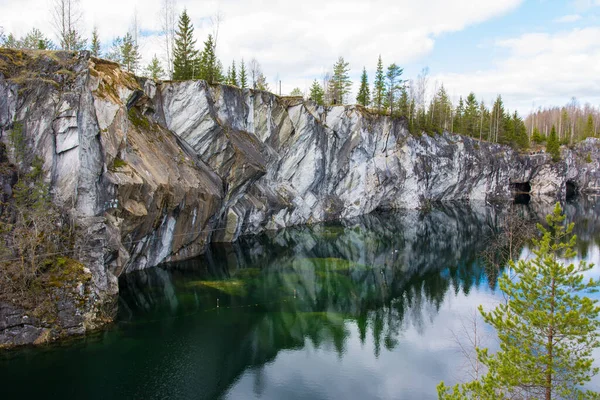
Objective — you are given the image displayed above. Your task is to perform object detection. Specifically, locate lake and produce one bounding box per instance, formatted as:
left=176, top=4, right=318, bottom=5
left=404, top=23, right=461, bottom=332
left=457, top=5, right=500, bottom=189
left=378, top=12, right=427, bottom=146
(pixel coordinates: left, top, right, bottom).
left=2, top=199, right=600, bottom=399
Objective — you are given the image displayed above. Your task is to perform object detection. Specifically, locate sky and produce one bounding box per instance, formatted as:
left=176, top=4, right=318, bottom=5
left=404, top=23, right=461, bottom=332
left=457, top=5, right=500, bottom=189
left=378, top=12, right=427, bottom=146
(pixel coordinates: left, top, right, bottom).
left=0, top=0, right=599, bottom=114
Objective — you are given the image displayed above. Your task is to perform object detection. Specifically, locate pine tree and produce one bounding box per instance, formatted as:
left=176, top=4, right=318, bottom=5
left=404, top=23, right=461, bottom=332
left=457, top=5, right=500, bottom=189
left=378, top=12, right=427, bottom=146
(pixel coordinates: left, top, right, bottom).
left=230, top=60, right=238, bottom=86
left=547, top=125, right=560, bottom=162
left=532, top=127, right=544, bottom=144
left=145, top=54, right=165, bottom=80
left=512, top=111, right=529, bottom=150
left=90, top=26, right=101, bottom=57
left=464, top=92, right=479, bottom=137
left=289, top=87, right=303, bottom=97
left=172, top=9, right=199, bottom=80
left=584, top=114, right=595, bottom=139
left=239, top=59, right=248, bottom=89
left=328, top=56, right=352, bottom=105
left=439, top=203, right=600, bottom=400
left=385, top=63, right=403, bottom=116
left=373, top=55, right=385, bottom=112
left=197, top=34, right=220, bottom=83
left=454, top=96, right=464, bottom=134
left=120, top=32, right=140, bottom=73
left=309, top=80, right=324, bottom=105
left=356, top=67, right=370, bottom=107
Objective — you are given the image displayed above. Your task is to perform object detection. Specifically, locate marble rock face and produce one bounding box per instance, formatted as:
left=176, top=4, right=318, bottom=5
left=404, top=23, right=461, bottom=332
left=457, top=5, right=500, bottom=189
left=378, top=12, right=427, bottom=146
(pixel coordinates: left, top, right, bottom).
left=1, top=49, right=599, bottom=346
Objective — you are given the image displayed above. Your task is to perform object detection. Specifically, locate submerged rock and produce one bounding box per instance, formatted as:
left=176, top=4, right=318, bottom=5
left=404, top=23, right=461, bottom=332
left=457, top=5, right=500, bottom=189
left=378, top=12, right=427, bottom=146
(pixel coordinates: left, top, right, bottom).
left=0, top=49, right=599, bottom=347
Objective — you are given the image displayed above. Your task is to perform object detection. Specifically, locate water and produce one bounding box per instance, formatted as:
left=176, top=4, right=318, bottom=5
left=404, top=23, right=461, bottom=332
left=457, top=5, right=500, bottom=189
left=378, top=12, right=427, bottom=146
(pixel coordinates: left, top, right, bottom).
left=2, top=200, right=600, bottom=399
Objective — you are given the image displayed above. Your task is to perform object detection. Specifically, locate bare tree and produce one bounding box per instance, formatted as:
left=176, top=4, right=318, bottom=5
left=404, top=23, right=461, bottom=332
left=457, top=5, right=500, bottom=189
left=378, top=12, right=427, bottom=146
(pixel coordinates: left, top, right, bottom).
left=210, top=10, right=224, bottom=54
left=450, top=309, right=488, bottom=383
left=415, top=67, right=429, bottom=112
left=159, top=0, right=177, bottom=79
left=51, top=0, right=86, bottom=50
left=249, top=58, right=260, bottom=88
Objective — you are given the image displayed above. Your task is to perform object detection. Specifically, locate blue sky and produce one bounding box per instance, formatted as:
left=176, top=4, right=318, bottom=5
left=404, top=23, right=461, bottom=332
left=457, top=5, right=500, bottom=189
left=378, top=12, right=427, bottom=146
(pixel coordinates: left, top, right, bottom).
left=0, top=0, right=599, bottom=114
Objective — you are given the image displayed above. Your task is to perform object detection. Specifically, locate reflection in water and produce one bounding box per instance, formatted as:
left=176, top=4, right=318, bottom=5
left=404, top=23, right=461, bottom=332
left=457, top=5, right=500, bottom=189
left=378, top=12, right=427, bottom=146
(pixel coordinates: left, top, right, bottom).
left=2, top=199, right=600, bottom=400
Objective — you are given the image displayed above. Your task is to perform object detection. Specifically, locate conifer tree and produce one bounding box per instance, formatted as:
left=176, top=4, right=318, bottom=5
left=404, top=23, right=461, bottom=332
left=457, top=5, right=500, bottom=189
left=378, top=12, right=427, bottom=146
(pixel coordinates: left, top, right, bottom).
left=145, top=54, right=165, bottom=80
left=584, top=114, right=595, bottom=138
left=532, top=127, right=544, bottom=144
left=385, top=63, right=403, bottom=116
left=439, top=204, right=600, bottom=400
left=464, top=92, right=479, bottom=137
left=172, top=9, right=199, bottom=80
left=289, top=87, right=303, bottom=97
left=230, top=60, right=238, bottom=86
left=198, top=34, right=220, bottom=83
left=20, top=28, right=55, bottom=50
left=120, top=32, right=140, bottom=73
left=547, top=125, right=561, bottom=162
left=90, top=26, right=101, bottom=57
left=454, top=96, right=465, bottom=134
left=356, top=67, right=370, bottom=107
left=309, top=80, right=324, bottom=105
left=373, top=55, right=385, bottom=112
left=328, top=56, right=352, bottom=105
left=239, top=59, right=248, bottom=89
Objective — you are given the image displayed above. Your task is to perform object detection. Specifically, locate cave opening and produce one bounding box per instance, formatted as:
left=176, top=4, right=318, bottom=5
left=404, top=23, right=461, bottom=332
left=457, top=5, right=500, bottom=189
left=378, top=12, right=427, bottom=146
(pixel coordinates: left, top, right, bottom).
left=510, top=181, right=531, bottom=205
left=566, top=180, right=578, bottom=201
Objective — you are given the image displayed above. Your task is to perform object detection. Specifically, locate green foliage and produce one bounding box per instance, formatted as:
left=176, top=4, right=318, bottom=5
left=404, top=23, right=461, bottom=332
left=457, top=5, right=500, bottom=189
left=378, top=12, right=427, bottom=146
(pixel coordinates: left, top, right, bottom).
left=547, top=125, right=561, bottom=162
left=373, top=55, right=385, bottom=111
left=120, top=32, right=140, bottom=73
left=584, top=114, right=595, bottom=139
left=532, top=127, right=545, bottom=144
left=438, top=204, right=600, bottom=399
left=8, top=122, right=26, bottom=165
left=289, top=87, right=303, bottom=97
left=309, top=80, right=324, bottom=105
left=239, top=59, right=247, bottom=89
left=0, top=28, right=55, bottom=50
left=463, top=92, right=479, bottom=137
left=228, top=60, right=238, bottom=86
left=328, top=56, right=352, bottom=104
left=356, top=67, right=370, bottom=107
left=430, top=85, right=452, bottom=133
left=197, top=34, right=222, bottom=83
left=385, top=63, right=403, bottom=116
left=172, top=9, right=199, bottom=80
left=586, top=153, right=593, bottom=163
left=145, top=54, right=165, bottom=80
left=111, top=156, right=127, bottom=170
left=90, top=27, right=101, bottom=57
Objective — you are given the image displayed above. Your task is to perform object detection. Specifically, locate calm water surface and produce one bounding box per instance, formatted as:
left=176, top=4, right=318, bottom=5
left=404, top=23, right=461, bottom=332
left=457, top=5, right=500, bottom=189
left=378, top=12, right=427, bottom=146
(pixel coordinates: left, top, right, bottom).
left=2, top=200, right=600, bottom=399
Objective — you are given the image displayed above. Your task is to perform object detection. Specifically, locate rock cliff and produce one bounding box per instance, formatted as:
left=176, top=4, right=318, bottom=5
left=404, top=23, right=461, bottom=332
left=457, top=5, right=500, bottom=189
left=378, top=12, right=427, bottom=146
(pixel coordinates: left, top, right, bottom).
left=0, top=49, right=599, bottom=346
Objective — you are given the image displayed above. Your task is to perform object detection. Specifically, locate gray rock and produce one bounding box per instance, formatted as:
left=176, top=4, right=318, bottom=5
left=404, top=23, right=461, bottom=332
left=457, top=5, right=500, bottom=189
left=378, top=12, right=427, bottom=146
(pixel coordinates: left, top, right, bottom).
left=1, top=49, right=599, bottom=347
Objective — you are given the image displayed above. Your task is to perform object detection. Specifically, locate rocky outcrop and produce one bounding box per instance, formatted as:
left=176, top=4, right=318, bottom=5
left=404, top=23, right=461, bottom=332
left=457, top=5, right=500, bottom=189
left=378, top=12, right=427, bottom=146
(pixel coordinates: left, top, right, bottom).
left=1, top=49, right=599, bottom=346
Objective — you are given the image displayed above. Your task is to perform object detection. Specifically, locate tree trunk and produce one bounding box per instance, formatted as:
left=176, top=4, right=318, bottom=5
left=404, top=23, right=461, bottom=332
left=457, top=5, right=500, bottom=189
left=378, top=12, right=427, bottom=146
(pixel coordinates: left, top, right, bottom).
left=545, top=277, right=555, bottom=400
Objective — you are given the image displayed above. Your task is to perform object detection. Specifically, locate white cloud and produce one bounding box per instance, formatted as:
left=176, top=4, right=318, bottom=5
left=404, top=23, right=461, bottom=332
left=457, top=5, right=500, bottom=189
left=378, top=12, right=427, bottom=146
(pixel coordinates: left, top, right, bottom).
left=434, top=27, right=600, bottom=114
left=0, top=0, right=523, bottom=93
left=554, top=14, right=582, bottom=23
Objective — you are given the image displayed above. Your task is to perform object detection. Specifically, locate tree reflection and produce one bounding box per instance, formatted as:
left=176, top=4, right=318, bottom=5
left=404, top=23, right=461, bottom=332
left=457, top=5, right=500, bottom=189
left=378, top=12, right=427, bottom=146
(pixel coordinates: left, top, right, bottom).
left=116, top=198, right=600, bottom=399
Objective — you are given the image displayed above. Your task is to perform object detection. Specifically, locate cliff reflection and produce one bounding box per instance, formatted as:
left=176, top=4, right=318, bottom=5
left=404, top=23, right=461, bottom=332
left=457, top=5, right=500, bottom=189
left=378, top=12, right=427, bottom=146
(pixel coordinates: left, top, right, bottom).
left=116, top=198, right=600, bottom=400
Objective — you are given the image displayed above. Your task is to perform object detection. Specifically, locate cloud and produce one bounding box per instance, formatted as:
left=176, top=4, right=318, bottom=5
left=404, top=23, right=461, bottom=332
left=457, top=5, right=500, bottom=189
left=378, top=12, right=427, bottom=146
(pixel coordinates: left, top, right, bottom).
left=434, top=27, right=600, bottom=114
left=554, top=14, right=582, bottom=23
left=0, top=0, right=523, bottom=93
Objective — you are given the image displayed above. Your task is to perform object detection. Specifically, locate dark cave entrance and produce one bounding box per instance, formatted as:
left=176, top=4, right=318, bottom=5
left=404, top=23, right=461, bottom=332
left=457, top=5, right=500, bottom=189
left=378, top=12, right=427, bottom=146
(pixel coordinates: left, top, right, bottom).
left=510, top=181, right=531, bottom=205
left=566, top=180, right=578, bottom=201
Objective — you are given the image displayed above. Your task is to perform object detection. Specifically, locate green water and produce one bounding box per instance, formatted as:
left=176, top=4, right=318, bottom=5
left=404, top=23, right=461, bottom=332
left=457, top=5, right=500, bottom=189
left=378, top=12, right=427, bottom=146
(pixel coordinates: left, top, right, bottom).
left=2, top=201, right=600, bottom=399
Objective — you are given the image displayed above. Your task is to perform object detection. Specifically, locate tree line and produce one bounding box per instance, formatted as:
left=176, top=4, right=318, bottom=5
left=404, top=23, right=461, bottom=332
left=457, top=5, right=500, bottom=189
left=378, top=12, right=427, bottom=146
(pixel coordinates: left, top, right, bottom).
left=1, top=0, right=597, bottom=155
left=0, top=0, right=270, bottom=89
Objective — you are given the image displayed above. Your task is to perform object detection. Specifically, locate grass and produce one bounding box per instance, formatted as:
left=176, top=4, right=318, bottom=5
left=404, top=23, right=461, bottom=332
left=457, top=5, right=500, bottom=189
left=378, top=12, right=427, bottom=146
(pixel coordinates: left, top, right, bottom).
left=110, top=156, right=127, bottom=170
left=187, top=280, right=247, bottom=296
